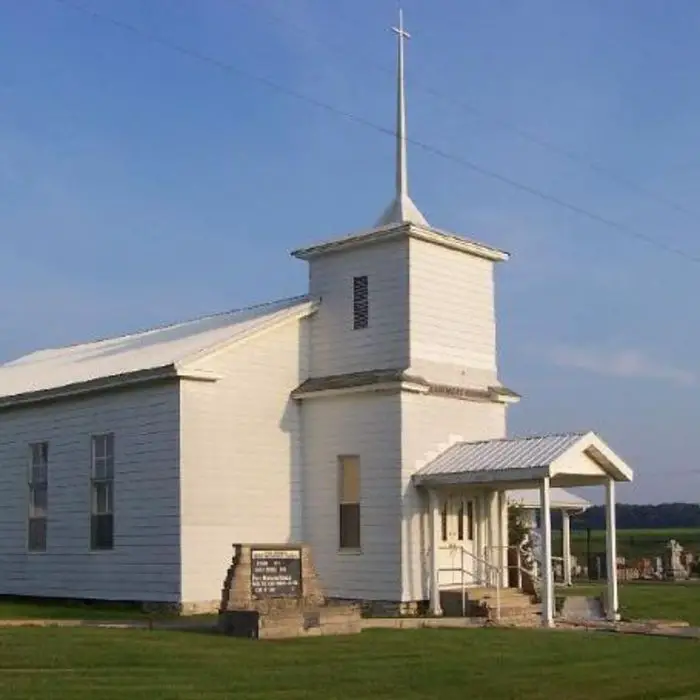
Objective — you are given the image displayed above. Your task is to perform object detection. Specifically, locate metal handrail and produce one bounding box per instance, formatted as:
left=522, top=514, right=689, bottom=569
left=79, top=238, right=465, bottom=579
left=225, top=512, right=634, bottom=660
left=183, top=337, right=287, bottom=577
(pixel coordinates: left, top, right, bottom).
left=437, top=544, right=504, bottom=620
left=483, top=544, right=541, bottom=592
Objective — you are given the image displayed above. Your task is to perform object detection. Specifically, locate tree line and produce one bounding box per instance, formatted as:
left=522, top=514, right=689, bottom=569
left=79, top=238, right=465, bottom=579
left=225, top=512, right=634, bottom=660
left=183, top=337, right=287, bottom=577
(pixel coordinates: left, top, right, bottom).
left=560, top=503, right=700, bottom=530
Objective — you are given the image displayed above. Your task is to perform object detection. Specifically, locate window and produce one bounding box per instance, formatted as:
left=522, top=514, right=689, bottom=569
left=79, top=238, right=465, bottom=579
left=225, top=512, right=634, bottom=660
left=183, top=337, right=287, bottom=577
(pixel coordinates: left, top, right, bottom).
left=457, top=501, right=464, bottom=541
left=441, top=501, right=448, bottom=541
left=352, top=275, right=369, bottom=329
left=28, top=442, right=48, bottom=551
left=338, top=456, right=361, bottom=549
left=466, top=501, right=475, bottom=541
left=91, top=434, right=114, bottom=550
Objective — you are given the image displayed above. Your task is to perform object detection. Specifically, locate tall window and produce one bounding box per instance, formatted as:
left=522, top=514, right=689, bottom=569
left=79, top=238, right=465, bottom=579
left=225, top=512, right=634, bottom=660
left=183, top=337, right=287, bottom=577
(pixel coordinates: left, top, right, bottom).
left=441, top=501, right=448, bottom=541
left=338, top=456, right=361, bottom=549
left=352, top=275, right=369, bottom=329
left=457, top=501, right=465, bottom=541
left=28, top=442, right=48, bottom=551
left=91, top=433, right=114, bottom=550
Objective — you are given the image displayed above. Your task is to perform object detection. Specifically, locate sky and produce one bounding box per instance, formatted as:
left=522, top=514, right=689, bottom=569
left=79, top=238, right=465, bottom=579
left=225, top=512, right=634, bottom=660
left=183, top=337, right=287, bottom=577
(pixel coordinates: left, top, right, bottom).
left=1, top=0, right=699, bottom=504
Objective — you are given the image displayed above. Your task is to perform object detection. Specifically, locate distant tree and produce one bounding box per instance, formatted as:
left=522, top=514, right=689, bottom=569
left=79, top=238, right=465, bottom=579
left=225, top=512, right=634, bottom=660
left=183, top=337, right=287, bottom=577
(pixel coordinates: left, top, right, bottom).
left=561, top=503, right=700, bottom=530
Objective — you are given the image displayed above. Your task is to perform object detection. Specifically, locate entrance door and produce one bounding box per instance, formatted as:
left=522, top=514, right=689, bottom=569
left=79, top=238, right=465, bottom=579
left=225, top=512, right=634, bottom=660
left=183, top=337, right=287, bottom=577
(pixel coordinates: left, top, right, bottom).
left=437, top=494, right=476, bottom=587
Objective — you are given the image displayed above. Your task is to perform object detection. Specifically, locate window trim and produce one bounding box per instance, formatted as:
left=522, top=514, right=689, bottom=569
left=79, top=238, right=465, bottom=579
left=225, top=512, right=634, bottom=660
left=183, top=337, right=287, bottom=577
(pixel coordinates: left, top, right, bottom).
left=352, top=275, right=369, bottom=330
left=90, top=433, right=115, bottom=552
left=457, top=500, right=465, bottom=541
left=338, top=455, right=361, bottom=552
left=27, top=441, right=49, bottom=553
left=440, top=501, right=448, bottom=542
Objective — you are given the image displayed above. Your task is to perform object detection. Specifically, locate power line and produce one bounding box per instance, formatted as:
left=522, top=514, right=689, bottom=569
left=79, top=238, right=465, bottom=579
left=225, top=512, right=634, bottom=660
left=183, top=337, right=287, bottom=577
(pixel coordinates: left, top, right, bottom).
left=51, top=0, right=700, bottom=264
left=236, top=0, right=700, bottom=222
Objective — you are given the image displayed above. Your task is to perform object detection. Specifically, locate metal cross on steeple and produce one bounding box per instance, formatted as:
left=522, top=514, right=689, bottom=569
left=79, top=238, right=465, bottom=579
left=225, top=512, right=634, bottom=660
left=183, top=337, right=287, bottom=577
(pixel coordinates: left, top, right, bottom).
left=375, top=8, right=429, bottom=228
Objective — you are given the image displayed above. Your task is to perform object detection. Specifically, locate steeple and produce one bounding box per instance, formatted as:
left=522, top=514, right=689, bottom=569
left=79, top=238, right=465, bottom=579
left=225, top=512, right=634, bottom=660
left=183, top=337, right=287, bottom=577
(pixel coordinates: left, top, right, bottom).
left=375, top=9, right=429, bottom=228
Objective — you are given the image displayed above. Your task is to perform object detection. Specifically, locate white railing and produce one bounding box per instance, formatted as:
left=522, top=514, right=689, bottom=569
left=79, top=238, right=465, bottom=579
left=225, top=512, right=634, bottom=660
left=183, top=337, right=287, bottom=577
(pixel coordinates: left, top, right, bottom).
left=483, top=544, right=541, bottom=593
left=436, top=544, right=504, bottom=620
left=483, top=545, right=571, bottom=592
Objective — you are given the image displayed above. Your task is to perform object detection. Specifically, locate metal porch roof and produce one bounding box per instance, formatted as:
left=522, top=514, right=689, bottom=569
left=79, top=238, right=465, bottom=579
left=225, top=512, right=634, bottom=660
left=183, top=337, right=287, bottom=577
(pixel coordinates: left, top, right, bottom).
left=412, top=431, right=633, bottom=486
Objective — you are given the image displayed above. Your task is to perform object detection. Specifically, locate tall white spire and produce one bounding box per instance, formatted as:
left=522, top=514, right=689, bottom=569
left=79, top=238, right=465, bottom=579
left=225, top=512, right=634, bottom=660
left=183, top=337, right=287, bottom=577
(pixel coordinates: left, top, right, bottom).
left=375, top=8, right=429, bottom=228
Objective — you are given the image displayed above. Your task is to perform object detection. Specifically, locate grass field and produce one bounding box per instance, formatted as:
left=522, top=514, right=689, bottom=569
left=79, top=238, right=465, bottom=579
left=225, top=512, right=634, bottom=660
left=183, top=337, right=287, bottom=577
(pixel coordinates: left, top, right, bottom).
left=1, top=626, right=699, bottom=699
left=0, top=599, right=154, bottom=621
left=0, top=584, right=699, bottom=698
left=553, top=527, right=700, bottom=561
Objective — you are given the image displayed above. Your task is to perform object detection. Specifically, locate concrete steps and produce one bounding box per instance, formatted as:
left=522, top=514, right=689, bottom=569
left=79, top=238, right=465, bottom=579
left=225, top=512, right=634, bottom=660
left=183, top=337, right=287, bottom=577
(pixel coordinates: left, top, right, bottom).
left=440, top=586, right=540, bottom=624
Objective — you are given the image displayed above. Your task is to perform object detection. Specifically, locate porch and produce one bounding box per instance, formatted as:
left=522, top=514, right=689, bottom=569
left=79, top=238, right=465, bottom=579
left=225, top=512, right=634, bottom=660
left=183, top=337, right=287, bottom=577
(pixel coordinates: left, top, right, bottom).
left=412, top=431, right=633, bottom=627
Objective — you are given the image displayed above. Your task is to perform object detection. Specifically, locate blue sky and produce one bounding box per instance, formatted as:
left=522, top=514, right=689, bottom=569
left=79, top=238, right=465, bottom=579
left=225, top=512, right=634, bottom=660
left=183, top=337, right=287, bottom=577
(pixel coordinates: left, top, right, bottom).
left=2, top=0, right=699, bottom=504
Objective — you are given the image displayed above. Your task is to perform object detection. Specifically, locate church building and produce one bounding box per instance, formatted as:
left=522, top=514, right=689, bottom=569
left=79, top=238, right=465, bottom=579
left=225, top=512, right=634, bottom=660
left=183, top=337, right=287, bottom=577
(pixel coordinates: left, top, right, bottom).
left=0, top=14, right=632, bottom=625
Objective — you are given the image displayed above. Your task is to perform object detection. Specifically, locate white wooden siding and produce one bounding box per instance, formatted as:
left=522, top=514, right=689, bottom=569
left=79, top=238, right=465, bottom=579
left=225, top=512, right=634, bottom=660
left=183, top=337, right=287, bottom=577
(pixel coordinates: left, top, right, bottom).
left=178, top=318, right=308, bottom=606
left=0, top=383, right=181, bottom=601
left=408, top=238, right=499, bottom=386
left=300, top=393, right=402, bottom=601
left=400, top=393, right=507, bottom=601
left=307, top=239, right=409, bottom=377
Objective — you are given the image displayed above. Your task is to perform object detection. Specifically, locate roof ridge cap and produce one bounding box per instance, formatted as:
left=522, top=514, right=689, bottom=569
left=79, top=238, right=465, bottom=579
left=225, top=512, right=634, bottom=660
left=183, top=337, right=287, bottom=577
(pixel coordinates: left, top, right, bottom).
left=459, top=431, right=589, bottom=447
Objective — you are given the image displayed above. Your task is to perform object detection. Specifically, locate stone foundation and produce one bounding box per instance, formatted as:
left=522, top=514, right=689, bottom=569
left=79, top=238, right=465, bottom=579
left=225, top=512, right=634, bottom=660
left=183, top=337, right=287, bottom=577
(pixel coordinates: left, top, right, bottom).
left=330, top=598, right=430, bottom=618
left=219, top=602, right=362, bottom=639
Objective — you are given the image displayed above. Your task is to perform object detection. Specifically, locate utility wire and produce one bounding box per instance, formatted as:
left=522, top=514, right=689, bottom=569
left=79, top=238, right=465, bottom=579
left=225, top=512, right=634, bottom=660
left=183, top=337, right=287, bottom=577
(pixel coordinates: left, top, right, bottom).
left=234, top=0, right=700, bottom=221
left=52, top=0, right=700, bottom=264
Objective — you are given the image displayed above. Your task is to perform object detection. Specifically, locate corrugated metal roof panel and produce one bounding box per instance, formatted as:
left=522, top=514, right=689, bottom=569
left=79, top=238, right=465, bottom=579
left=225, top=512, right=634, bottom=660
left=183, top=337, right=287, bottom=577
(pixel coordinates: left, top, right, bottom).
left=415, top=433, right=586, bottom=481
left=0, top=295, right=311, bottom=400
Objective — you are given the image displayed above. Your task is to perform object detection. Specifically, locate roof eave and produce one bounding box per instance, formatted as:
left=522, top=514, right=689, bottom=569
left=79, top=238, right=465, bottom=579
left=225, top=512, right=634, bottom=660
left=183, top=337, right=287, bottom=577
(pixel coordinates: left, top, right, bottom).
left=292, top=222, right=509, bottom=263
left=413, top=466, right=550, bottom=488
left=0, top=364, right=225, bottom=411
left=565, top=431, right=635, bottom=483
left=0, top=365, right=186, bottom=411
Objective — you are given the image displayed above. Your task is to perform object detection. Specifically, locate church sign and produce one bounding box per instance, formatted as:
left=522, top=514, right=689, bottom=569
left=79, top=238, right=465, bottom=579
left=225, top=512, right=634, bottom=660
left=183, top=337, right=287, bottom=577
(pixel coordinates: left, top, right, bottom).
left=250, top=548, right=302, bottom=599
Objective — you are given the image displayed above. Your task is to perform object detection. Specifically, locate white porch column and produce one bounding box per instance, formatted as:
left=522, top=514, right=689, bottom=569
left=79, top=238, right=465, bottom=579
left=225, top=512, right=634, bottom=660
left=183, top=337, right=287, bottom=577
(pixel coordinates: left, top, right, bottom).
left=605, top=479, right=619, bottom=621
left=498, top=491, right=509, bottom=588
left=562, top=509, right=572, bottom=587
left=487, top=491, right=498, bottom=586
left=476, top=493, right=487, bottom=585
left=540, top=476, right=554, bottom=627
left=429, top=489, right=443, bottom=616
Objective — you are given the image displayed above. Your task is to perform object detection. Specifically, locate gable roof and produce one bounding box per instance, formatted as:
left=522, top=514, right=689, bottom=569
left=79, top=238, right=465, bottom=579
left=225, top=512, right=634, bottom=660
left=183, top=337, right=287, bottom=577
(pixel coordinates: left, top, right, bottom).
left=0, top=295, right=316, bottom=408
left=412, top=431, right=633, bottom=487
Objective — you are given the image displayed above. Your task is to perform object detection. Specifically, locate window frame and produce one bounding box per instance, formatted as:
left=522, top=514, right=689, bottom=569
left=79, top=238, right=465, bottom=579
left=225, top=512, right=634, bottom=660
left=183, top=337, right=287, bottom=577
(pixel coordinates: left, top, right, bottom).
left=457, top=500, right=465, bottom=541
left=338, top=455, right=361, bottom=551
left=28, top=441, right=49, bottom=552
left=90, top=433, right=115, bottom=551
left=440, top=500, right=448, bottom=542
left=466, top=500, right=475, bottom=541
left=352, top=275, right=369, bottom=330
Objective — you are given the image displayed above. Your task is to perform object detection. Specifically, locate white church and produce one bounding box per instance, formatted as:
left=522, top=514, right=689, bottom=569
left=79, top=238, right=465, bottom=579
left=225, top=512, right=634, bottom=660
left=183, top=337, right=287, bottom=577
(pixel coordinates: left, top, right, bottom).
left=0, top=15, right=632, bottom=625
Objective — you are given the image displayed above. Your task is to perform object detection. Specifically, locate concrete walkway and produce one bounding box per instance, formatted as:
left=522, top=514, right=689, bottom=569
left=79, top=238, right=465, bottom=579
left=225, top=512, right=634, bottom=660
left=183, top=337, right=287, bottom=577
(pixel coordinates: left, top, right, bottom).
left=0, top=616, right=698, bottom=640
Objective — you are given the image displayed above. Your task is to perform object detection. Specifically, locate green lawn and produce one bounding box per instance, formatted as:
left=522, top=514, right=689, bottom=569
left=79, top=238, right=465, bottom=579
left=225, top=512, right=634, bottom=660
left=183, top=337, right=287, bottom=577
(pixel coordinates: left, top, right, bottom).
left=0, top=627, right=699, bottom=699
left=553, top=527, right=700, bottom=561
left=0, top=598, right=170, bottom=621
left=563, top=581, right=700, bottom=626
